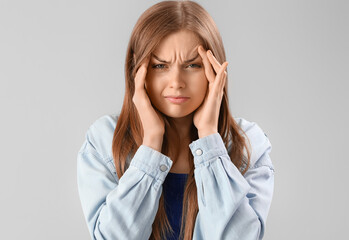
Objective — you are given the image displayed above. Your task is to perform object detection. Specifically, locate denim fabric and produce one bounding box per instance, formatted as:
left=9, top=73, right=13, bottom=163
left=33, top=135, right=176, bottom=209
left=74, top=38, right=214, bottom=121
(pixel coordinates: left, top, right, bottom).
left=77, top=114, right=275, bottom=240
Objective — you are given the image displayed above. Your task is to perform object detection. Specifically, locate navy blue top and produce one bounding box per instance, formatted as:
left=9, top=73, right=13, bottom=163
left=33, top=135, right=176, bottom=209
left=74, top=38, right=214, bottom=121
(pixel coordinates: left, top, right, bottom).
left=163, top=172, right=189, bottom=240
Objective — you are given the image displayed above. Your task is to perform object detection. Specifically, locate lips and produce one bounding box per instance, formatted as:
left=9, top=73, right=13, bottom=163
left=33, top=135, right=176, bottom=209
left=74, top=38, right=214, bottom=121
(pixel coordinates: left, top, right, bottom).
left=165, top=96, right=190, bottom=104
left=165, top=95, right=189, bottom=98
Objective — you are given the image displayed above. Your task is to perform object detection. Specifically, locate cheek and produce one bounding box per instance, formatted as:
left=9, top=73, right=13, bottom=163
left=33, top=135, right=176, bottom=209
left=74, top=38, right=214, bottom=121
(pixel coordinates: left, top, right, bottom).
left=145, top=66, right=157, bottom=90
left=193, top=73, right=208, bottom=95
left=145, top=71, right=154, bottom=91
left=145, top=76, right=162, bottom=98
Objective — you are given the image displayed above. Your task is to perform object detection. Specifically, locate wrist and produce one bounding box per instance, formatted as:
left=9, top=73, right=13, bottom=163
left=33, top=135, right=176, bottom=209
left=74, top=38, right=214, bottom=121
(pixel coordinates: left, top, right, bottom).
left=198, top=129, right=217, bottom=139
left=142, top=134, right=163, bottom=152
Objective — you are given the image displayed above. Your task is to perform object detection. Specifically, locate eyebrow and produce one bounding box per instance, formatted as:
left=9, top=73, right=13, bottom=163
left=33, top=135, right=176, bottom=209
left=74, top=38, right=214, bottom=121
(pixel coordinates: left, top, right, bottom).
left=152, top=53, right=200, bottom=64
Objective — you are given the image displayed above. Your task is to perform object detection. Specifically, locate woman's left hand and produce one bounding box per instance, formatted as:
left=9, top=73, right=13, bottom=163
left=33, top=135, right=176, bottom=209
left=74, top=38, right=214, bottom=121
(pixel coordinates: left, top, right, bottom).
left=193, top=45, right=228, bottom=138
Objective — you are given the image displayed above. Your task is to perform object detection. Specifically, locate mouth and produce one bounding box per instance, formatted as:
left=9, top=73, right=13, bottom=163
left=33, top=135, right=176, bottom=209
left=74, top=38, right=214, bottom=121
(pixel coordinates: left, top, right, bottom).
left=165, top=96, right=190, bottom=104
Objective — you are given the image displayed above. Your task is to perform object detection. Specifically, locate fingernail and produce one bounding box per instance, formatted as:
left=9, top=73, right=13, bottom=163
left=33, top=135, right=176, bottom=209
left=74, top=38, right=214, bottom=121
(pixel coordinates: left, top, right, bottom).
left=208, top=50, right=213, bottom=55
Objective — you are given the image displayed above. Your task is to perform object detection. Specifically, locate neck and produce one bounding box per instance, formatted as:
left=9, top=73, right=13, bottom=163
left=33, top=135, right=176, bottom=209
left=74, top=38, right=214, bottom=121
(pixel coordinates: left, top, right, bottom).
left=168, top=113, right=193, bottom=140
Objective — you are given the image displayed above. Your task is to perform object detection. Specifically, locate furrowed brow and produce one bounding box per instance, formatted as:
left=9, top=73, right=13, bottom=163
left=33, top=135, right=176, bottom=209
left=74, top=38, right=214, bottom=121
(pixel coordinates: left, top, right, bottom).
left=152, top=54, right=170, bottom=63
left=183, top=54, right=200, bottom=63
left=152, top=53, right=200, bottom=64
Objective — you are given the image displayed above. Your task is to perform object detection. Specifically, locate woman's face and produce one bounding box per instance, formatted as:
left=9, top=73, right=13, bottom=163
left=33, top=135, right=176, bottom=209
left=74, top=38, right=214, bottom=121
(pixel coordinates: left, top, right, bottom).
left=145, top=29, right=208, bottom=119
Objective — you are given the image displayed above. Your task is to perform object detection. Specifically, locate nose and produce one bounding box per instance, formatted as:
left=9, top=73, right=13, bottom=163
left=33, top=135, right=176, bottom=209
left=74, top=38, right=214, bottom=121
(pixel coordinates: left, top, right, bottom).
left=168, top=67, right=186, bottom=89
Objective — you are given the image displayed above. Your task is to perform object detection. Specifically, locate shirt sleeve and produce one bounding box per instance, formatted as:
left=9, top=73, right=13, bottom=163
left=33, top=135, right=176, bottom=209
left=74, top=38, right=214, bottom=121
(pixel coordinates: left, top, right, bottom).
left=77, top=128, right=173, bottom=240
left=189, top=130, right=275, bottom=240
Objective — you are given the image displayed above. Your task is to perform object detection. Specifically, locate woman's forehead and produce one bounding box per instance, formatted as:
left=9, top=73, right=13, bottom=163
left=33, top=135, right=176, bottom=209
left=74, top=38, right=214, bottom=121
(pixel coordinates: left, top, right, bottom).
left=151, top=46, right=202, bottom=63
left=151, top=30, right=202, bottom=58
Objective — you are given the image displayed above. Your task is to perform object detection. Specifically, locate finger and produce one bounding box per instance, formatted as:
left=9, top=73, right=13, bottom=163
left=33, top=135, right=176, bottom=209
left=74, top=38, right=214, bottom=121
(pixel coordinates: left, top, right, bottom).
left=206, top=50, right=223, bottom=74
left=134, top=57, right=150, bottom=90
left=197, top=45, right=215, bottom=82
left=134, top=65, right=146, bottom=90
left=216, top=62, right=228, bottom=90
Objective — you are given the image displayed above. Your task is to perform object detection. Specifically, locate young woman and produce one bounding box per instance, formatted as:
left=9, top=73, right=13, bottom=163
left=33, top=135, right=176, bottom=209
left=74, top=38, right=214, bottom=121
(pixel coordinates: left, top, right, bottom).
left=77, top=1, right=275, bottom=240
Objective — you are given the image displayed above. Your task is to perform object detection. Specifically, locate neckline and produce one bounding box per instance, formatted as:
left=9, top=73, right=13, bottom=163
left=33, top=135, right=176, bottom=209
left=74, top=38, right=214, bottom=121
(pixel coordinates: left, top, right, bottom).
left=168, top=171, right=189, bottom=175
left=167, top=172, right=189, bottom=178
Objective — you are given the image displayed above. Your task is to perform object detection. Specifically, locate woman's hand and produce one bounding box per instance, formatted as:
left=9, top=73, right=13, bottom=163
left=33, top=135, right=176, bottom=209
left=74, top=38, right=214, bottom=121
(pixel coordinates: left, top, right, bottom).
left=193, top=45, right=228, bottom=138
left=132, top=56, right=165, bottom=150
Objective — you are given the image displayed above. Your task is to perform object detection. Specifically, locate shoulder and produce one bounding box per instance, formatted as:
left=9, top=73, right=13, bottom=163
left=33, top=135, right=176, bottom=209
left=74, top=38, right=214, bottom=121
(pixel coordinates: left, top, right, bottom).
left=80, top=113, right=119, bottom=160
left=233, top=117, right=274, bottom=170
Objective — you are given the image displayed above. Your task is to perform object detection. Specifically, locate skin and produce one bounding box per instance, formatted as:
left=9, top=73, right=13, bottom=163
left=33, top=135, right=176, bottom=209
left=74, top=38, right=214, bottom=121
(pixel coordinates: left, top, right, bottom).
left=145, top=29, right=208, bottom=141
left=132, top=29, right=228, bottom=173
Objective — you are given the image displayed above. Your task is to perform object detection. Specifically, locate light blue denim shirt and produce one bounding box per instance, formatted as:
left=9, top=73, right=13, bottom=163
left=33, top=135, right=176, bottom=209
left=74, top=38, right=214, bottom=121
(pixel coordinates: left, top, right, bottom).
left=77, top=114, right=275, bottom=240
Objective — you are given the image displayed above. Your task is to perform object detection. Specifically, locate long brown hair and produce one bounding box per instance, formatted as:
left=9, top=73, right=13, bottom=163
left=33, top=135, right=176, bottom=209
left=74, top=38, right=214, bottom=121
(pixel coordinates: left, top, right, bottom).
left=112, top=1, right=251, bottom=239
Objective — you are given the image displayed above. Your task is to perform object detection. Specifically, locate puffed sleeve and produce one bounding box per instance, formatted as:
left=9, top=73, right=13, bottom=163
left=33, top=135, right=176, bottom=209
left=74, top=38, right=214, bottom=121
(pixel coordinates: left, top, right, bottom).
left=190, top=122, right=274, bottom=240
left=77, top=127, right=173, bottom=240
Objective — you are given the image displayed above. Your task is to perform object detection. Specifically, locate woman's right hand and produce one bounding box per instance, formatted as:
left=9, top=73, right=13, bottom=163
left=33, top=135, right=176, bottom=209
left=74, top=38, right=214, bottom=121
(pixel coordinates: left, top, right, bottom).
left=132, top=56, right=165, bottom=150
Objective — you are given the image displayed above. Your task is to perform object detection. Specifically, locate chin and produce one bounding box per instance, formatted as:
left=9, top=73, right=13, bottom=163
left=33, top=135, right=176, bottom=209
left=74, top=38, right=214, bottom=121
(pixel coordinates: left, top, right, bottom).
left=162, top=110, right=194, bottom=119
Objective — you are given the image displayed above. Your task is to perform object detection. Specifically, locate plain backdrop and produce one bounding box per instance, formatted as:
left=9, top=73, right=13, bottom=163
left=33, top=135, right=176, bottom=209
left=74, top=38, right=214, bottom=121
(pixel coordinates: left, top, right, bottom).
left=1, top=0, right=348, bottom=239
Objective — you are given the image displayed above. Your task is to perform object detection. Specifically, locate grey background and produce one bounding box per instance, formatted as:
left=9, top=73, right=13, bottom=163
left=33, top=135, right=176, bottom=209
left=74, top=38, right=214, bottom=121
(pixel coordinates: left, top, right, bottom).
left=1, top=0, right=348, bottom=239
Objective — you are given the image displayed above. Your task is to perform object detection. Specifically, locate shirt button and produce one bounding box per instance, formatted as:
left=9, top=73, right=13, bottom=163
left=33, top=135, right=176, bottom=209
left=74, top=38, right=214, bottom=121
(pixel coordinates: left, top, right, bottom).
left=195, top=149, right=203, bottom=156
left=160, top=164, right=168, bottom=172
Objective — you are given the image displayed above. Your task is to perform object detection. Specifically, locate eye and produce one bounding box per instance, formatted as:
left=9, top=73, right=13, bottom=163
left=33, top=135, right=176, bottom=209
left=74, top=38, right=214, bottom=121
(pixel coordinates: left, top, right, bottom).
left=151, top=64, right=166, bottom=69
left=151, top=63, right=202, bottom=70
left=187, top=64, right=202, bottom=68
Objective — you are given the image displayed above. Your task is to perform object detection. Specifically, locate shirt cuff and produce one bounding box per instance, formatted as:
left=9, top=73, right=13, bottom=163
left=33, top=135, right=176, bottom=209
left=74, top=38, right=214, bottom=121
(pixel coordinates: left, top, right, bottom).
left=189, top=133, right=228, bottom=168
left=130, top=145, right=173, bottom=190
